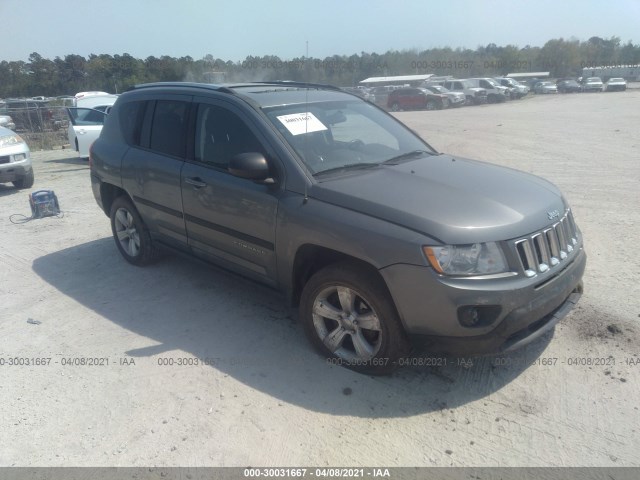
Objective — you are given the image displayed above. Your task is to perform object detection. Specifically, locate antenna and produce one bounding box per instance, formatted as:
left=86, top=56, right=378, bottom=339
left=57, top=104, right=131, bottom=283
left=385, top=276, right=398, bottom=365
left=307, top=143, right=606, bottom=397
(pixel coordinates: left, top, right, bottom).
left=305, top=40, right=309, bottom=126
left=303, top=39, right=310, bottom=205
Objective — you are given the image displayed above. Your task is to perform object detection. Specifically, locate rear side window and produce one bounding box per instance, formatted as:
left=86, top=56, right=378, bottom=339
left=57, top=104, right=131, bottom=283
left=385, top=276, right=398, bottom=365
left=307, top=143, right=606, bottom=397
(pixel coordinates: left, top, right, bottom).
left=118, top=101, right=146, bottom=146
left=149, top=100, right=189, bottom=157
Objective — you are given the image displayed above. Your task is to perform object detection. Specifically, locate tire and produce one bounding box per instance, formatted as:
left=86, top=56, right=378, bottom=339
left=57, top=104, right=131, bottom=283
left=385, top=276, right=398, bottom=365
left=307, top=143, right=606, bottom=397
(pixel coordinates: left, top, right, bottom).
left=12, top=169, right=34, bottom=189
left=109, top=195, right=159, bottom=266
left=299, top=263, right=410, bottom=375
left=425, top=100, right=437, bottom=111
left=390, top=102, right=401, bottom=112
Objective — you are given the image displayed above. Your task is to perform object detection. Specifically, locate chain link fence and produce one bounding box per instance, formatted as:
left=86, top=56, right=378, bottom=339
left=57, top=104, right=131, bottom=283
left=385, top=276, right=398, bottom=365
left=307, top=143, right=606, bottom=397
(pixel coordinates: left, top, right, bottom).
left=1, top=100, right=70, bottom=150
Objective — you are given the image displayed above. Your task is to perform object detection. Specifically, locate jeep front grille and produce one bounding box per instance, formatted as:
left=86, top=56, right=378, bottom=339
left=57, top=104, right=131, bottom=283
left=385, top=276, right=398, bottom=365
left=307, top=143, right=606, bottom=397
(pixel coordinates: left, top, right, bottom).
left=514, top=210, right=579, bottom=277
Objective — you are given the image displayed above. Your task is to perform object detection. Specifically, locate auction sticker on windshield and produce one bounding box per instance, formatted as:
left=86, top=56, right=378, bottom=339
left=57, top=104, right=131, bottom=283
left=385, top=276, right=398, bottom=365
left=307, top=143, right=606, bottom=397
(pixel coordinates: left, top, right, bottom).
left=276, top=112, right=328, bottom=136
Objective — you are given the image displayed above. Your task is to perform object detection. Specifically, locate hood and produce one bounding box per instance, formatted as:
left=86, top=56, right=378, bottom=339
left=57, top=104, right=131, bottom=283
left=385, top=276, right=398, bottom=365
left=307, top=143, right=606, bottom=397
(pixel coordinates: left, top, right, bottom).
left=310, top=154, right=565, bottom=244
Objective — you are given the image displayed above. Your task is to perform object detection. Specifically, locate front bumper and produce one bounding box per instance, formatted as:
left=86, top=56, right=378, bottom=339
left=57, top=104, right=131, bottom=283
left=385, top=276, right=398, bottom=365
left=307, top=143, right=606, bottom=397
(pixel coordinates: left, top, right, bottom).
left=0, top=152, right=32, bottom=183
left=380, top=246, right=586, bottom=355
left=470, top=96, right=488, bottom=105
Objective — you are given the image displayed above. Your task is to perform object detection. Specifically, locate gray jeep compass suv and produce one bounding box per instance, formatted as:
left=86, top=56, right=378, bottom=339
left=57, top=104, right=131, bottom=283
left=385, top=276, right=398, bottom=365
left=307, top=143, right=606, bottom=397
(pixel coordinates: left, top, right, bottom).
left=90, top=81, right=586, bottom=374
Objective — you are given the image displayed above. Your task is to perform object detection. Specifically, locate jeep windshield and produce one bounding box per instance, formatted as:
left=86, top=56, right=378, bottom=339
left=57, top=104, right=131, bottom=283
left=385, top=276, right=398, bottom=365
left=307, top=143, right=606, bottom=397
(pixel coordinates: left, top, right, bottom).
left=263, top=100, right=435, bottom=175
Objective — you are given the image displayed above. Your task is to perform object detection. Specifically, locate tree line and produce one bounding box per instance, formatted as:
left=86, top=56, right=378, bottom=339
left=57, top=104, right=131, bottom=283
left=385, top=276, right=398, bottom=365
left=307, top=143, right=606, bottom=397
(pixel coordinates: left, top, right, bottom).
left=1, top=36, right=638, bottom=98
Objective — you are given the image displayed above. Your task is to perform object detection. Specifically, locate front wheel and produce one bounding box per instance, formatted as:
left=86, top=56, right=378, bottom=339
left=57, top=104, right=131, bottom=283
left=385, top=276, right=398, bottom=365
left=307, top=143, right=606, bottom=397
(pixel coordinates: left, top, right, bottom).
left=109, top=196, right=159, bottom=266
left=425, top=100, right=437, bottom=111
left=390, top=102, right=401, bottom=112
left=300, top=264, right=410, bottom=375
left=13, top=169, right=34, bottom=189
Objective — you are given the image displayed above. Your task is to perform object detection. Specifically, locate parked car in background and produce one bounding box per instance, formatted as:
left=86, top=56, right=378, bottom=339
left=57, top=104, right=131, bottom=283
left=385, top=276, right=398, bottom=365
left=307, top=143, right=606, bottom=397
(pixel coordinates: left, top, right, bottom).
left=528, top=78, right=547, bottom=91
left=437, top=79, right=488, bottom=105
left=0, top=114, right=16, bottom=130
left=90, top=81, right=586, bottom=375
left=341, top=87, right=374, bottom=102
left=534, top=82, right=558, bottom=94
left=66, top=108, right=108, bottom=158
left=73, top=93, right=119, bottom=110
left=0, top=125, right=34, bottom=189
left=582, top=77, right=604, bottom=92
left=75, top=91, right=111, bottom=100
left=387, top=87, right=448, bottom=111
left=0, top=99, right=56, bottom=132
left=605, top=78, right=627, bottom=92
left=422, top=85, right=466, bottom=107
left=556, top=79, right=582, bottom=93
left=467, top=78, right=509, bottom=103
left=66, top=93, right=118, bottom=158
left=495, top=77, right=529, bottom=98
left=493, top=78, right=517, bottom=99
left=370, top=85, right=398, bottom=106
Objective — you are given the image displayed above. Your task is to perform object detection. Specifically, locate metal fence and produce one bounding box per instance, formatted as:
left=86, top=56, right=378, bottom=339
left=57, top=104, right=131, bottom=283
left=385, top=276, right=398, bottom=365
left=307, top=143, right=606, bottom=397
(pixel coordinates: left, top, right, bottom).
left=1, top=101, right=70, bottom=150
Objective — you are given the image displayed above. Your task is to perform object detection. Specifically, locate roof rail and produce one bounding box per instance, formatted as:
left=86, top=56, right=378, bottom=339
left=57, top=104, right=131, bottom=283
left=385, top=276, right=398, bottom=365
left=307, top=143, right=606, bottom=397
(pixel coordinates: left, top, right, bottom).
left=127, top=82, right=236, bottom=94
left=245, top=80, right=342, bottom=91
left=127, top=81, right=341, bottom=94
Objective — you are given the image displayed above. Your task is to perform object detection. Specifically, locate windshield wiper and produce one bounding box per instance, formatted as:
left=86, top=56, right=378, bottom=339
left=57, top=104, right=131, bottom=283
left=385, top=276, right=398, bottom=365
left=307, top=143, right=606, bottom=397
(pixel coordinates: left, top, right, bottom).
left=313, top=162, right=380, bottom=177
left=382, top=150, right=432, bottom=165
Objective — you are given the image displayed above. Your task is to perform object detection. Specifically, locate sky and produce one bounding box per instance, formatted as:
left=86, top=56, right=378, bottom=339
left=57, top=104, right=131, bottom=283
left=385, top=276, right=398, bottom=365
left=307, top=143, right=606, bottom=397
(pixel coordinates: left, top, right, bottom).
left=1, top=0, right=639, bottom=62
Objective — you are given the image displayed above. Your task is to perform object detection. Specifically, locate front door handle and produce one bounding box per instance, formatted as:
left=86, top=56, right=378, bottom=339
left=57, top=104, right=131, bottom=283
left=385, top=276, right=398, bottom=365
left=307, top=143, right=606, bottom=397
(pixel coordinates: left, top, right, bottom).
left=185, top=177, right=207, bottom=188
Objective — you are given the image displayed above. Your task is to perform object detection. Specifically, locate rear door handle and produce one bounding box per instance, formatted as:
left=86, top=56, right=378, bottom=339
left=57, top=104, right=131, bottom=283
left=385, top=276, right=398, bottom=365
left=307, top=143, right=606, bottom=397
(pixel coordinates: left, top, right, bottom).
left=185, top=177, right=207, bottom=188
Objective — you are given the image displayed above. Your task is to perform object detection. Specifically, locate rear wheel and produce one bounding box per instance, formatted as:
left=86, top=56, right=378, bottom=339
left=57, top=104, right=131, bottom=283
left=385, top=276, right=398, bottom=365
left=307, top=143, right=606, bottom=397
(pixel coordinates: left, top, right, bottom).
left=109, top=196, right=159, bottom=266
left=300, top=263, right=410, bottom=375
left=390, top=102, right=401, bottom=112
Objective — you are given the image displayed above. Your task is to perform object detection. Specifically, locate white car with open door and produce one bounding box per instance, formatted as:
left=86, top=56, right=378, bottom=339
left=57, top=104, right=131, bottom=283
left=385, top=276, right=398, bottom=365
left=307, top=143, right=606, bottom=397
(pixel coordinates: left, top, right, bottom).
left=66, top=93, right=118, bottom=158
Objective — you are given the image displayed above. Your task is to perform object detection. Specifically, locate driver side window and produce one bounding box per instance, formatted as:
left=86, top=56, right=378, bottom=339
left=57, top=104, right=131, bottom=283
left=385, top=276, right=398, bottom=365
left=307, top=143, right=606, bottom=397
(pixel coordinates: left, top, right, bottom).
left=195, top=104, right=265, bottom=169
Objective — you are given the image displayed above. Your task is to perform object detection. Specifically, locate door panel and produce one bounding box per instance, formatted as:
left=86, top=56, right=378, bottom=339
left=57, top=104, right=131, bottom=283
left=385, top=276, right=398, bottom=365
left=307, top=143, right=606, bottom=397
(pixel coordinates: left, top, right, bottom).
left=66, top=107, right=107, bottom=157
left=181, top=100, right=279, bottom=284
left=120, top=98, right=191, bottom=247
left=75, top=125, right=103, bottom=157
left=121, top=147, right=187, bottom=246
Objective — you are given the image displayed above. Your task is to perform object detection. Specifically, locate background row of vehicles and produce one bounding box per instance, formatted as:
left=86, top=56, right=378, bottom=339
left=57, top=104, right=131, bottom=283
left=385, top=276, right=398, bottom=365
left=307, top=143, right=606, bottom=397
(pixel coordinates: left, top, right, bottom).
left=532, top=76, right=627, bottom=94
left=345, top=77, right=529, bottom=111
left=344, top=74, right=628, bottom=111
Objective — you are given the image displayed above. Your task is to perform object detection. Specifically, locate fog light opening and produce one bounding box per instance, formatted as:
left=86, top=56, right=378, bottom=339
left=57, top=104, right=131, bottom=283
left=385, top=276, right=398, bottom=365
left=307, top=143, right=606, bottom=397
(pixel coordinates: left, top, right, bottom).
left=458, top=305, right=502, bottom=328
left=459, top=307, right=480, bottom=327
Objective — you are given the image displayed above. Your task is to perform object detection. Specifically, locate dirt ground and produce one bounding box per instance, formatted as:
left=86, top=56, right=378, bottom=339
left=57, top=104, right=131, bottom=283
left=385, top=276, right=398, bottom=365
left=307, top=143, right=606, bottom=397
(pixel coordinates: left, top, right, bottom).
left=1, top=90, right=639, bottom=468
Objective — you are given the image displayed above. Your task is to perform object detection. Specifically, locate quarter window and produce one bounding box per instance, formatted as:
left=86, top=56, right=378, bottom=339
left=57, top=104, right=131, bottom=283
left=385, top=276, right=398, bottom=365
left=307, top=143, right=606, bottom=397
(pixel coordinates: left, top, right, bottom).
left=117, top=101, right=145, bottom=146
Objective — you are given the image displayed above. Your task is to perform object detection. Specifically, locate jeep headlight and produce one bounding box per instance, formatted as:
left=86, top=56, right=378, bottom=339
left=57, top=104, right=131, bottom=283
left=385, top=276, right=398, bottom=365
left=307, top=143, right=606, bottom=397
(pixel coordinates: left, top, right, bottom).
left=0, top=134, right=25, bottom=148
left=423, top=242, right=508, bottom=276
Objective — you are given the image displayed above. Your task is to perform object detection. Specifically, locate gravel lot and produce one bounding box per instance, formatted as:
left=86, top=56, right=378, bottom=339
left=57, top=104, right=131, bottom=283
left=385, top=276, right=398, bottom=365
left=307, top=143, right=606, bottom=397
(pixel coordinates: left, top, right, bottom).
left=1, top=91, right=639, bottom=468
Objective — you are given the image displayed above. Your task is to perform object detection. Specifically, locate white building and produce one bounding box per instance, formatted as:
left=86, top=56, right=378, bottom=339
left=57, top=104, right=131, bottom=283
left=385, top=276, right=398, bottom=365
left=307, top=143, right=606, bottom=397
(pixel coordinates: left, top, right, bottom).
left=581, top=65, right=640, bottom=81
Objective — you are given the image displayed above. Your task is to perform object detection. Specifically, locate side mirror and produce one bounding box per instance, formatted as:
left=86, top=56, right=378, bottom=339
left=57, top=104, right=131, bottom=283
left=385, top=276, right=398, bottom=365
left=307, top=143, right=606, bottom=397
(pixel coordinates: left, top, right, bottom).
left=228, top=152, right=274, bottom=183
